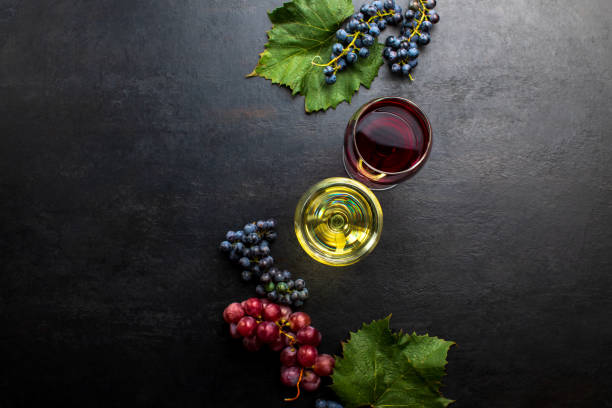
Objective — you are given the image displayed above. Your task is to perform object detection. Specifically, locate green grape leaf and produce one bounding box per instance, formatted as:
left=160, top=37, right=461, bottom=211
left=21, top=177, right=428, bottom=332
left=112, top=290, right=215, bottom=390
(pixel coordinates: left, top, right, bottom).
left=247, top=0, right=385, bottom=113
left=331, top=316, right=455, bottom=408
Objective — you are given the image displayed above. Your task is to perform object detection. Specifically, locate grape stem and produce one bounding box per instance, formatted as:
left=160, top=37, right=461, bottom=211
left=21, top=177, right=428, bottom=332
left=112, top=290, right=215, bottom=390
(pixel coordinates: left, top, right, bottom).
left=284, top=368, right=304, bottom=402
left=278, top=326, right=297, bottom=345
left=311, top=10, right=397, bottom=73
left=403, top=0, right=430, bottom=81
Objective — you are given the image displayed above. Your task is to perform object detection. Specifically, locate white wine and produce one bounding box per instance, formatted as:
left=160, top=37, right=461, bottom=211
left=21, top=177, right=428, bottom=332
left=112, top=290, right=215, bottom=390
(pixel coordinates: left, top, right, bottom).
left=294, top=177, right=382, bottom=266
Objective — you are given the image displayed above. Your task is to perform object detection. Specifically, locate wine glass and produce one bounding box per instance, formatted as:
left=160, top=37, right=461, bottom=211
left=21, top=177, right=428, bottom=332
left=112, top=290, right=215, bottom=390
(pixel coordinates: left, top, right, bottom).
left=343, top=97, right=433, bottom=190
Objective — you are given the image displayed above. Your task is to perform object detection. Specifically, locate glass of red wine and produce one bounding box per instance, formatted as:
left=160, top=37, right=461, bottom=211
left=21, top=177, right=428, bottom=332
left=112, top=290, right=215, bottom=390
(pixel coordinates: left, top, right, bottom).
left=343, top=97, right=432, bottom=190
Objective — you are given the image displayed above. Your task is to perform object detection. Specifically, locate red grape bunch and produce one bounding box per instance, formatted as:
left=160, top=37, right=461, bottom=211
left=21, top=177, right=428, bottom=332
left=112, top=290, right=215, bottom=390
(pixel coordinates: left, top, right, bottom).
left=223, top=298, right=335, bottom=400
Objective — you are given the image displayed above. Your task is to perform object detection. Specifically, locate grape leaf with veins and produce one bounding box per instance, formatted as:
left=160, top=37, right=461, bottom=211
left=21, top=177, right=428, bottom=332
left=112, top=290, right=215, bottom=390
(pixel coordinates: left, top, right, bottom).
left=247, top=0, right=384, bottom=113
left=331, top=316, right=455, bottom=408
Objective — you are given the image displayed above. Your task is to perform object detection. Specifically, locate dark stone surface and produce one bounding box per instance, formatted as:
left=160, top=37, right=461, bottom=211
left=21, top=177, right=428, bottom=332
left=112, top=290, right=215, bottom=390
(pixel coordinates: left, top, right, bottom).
left=1, top=0, right=612, bottom=407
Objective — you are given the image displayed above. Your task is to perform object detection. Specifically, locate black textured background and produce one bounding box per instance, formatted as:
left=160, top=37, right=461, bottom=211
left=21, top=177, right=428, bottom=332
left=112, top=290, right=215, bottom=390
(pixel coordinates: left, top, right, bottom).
left=2, top=0, right=612, bottom=407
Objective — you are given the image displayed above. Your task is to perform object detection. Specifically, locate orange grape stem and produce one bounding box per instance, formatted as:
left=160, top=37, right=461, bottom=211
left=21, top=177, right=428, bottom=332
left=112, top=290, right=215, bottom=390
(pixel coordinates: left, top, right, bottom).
left=284, top=368, right=304, bottom=402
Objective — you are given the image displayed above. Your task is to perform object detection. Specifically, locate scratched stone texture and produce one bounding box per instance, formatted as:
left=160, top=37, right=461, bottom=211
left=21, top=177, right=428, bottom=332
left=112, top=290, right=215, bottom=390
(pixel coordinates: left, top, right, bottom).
left=1, top=0, right=612, bottom=407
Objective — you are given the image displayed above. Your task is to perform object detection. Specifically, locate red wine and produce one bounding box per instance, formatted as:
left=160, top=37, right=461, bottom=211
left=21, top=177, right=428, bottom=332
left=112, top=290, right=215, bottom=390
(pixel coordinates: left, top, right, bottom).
left=343, top=97, right=432, bottom=189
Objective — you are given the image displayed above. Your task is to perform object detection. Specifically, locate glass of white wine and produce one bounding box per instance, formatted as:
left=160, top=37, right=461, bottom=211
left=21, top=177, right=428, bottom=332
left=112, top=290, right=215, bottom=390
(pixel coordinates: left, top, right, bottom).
left=294, top=177, right=382, bottom=266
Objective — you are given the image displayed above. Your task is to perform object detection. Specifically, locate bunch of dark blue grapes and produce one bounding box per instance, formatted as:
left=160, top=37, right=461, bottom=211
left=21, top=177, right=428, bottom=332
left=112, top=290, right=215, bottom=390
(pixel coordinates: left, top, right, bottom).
left=219, top=219, right=309, bottom=307
left=316, top=399, right=343, bottom=408
left=382, top=0, right=439, bottom=78
left=321, top=0, right=403, bottom=85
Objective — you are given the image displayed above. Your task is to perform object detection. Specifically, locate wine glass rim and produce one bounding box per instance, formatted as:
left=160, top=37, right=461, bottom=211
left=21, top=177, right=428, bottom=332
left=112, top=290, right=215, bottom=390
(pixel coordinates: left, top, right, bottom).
left=294, top=177, right=383, bottom=266
left=352, top=96, right=433, bottom=176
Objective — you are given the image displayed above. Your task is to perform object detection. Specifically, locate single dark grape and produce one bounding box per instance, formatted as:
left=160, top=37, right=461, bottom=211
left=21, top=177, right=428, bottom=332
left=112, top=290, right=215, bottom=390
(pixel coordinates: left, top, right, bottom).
left=269, top=335, right=285, bottom=352
left=362, top=34, right=374, bottom=46
left=234, top=230, right=244, bottom=242
left=313, top=354, right=335, bottom=376
left=297, top=326, right=321, bottom=346
left=297, top=345, right=318, bottom=367
left=428, top=10, right=439, bottom=23
left=408, top=58, right=418, bottom=68
left=293, top=299, right=304, bottom=308
left=223, top=302, right=245, bottom=324
left=273, top=270, right=285, bottom=283
left=405, top=9, right=415, bottom=19
left=294, top=278, right=305, bottom=291
left=369, top=25, right=380, bottom=37
left=301, top=369, right=320, bottom=391
left=409, top=0, right=420, bottom=11
left=243, top=223, right=256, bottom=234
left=251, top=265, right=262, bottom=277
left=288, top=311, right=311, bottom=332
left=256, top=220, right=266, bottom=230
left=316, top=399, right=328, bottom=408
left=255, top=284, right=266, bottom=296
left=359, top=47, right=369, bottom=58
left=425, top=0, right=436, bottom=9
left=238, top=257, right=250, bottom=268
left=332, top=42, right=344, bottom=55
left=377, top=19, right=386, bottom=30
left=228, top=249, right=239, bottom=262
left=346, top=51, right=357, bottom=64
left=241, top=270, right=252, bottom=281
left=243, top=335, right=262, bottom=352
left=326, top=75, right=337, bottom=85
left=219, top=241, right=232, bottom=252
left=353, top=12, right=364, bottom=20
left=372, top=0, right=383, bottom=10
left=243, top=298, right=263, bottom=317
left=408, top=47, right=419, bottom=58
left=280, top=366, right=301, bottom=387
left=260, top=272, right=271, bottom=283
left=398, top=48, right=408, bottom=59
left=327, top=401, right=344, bottom=408
left=383, top=0, right=394, bottom=10
left=402, top=63, right=412, bottom=76
left=392, top=11, right=403, bottom=24
left=247, top=232, right=260, bottom=245
left=323, top=66, right=334, bottom=76
left=262, top=303, right=282, bottom=321
left=259, top=255, right=274, bottom=269
left=418, top=33, right=430, bottom=45
left=229, top=323, right=241, bottom=339
left=234, top=242, right=245, bottom=253
left=421, top=20, right=433, bottom=32
left=297, top=288, right=309, bottom=300
left=236, top=316, right=257, bottom=337
left=388, top=50, right=398, bottom=62
left=267, top=290, right=278, bottom=301
left=336, top=29, right=348, bottom=42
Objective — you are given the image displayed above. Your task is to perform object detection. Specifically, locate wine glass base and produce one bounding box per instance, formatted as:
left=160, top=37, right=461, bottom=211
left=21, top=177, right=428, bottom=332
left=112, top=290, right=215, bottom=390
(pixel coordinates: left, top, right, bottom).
left=342, top=152, right=398, bottom=191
